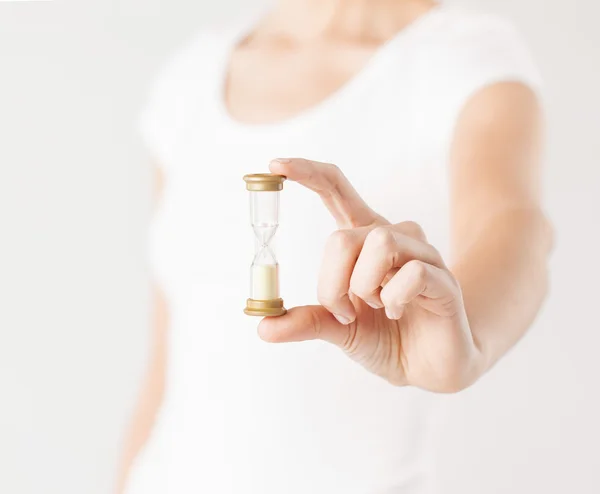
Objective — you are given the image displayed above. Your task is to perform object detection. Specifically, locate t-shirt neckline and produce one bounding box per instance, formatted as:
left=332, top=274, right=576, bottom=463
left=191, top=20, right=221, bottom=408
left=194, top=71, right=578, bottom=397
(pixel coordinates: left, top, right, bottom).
left=214, top=4, right=446, bottom=133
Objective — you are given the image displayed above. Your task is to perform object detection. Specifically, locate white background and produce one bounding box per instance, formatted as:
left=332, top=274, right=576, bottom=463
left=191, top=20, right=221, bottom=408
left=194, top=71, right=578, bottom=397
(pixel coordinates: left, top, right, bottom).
left=0, top=1, right=599, bottom=493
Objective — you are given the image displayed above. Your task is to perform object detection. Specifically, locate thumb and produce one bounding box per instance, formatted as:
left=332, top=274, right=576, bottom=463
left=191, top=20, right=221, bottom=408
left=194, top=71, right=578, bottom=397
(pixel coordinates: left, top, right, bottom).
left=270, top=158, right=387, bottom=229
left=258, top=305, right=350, bottom=347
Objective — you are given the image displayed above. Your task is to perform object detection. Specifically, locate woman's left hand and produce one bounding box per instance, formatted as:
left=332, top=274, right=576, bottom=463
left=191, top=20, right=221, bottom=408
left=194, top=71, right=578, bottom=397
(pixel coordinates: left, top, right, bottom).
left=259, top=158, right=484, bottom=393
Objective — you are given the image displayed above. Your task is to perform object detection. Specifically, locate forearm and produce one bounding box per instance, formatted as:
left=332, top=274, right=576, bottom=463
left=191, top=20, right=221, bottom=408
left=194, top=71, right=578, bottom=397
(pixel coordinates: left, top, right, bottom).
left=115, top=286, right=167, bottom=493
left=116, top=354, right=165, bottom=493
left=452, top=207, right=553, bottom=375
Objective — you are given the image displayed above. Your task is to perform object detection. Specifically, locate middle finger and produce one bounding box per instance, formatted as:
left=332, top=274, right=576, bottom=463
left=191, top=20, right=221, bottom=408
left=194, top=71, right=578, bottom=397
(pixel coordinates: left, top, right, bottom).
left=317, top=226, right=371, bottom=324
left=350, top=225, right=444, bottom=308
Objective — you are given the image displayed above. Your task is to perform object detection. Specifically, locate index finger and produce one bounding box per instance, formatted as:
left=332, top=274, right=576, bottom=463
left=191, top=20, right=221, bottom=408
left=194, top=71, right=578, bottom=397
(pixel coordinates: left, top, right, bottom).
left=270, top=158, right=387, bottom=229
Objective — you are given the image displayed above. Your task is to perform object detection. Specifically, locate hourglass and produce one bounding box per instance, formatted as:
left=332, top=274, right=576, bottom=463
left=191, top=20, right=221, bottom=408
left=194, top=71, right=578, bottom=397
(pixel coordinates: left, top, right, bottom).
left=243, top=173, right=287, bottom=317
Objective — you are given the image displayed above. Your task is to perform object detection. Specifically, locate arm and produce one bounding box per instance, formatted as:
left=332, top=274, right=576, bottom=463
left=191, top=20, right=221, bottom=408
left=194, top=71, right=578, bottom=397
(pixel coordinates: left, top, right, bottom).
left=115, top=167, right=168, bottom=493
left=258, top=81, right=552, bottom=392
left=450, top=82, right=553, bottom=373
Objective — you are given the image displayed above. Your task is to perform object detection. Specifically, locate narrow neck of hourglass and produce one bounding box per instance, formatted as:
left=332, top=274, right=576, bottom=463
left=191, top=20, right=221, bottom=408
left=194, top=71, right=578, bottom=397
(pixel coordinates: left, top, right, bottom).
left=253, top=224, right=278, bottom=247
left=253, top=235, right=277, bottom=263
left=250, top=189, right=280, bottom=262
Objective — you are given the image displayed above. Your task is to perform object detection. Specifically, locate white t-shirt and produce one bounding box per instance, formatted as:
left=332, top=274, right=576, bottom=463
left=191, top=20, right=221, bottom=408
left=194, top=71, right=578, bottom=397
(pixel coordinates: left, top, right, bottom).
left=127, top=6, right=541, bottom=494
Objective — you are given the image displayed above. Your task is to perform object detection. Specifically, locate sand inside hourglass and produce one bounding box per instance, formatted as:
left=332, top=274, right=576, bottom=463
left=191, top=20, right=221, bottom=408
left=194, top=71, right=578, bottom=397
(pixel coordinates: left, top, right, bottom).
left=251, top=264, right=280, bottom=300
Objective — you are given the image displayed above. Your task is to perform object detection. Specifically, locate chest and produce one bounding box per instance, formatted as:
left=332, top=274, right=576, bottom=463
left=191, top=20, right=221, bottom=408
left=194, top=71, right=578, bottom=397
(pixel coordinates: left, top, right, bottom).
left=224, top=42, right=378, bottom=125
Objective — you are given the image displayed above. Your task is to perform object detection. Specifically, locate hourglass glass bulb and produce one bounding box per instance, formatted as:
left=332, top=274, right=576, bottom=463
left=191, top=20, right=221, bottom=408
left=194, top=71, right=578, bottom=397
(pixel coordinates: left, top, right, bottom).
left=243, top=173, right=287, bottom=317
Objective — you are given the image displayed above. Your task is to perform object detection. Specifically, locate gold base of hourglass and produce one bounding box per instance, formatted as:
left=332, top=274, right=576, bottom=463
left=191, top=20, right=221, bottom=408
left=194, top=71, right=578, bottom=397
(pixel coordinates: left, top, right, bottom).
left=244, top=298, right=287, bottom=317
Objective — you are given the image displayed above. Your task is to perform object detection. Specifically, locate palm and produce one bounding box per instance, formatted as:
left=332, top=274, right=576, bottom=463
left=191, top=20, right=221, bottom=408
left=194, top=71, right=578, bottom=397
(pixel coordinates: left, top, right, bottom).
left=340, top=294, right=473, bottom=392
left=259, top=158, right=479, bottom=392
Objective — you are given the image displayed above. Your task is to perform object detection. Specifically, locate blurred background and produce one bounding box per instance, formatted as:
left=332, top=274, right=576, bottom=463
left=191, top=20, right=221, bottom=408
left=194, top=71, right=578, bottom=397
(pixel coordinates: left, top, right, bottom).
left=0, top=0, right=598, bottom=493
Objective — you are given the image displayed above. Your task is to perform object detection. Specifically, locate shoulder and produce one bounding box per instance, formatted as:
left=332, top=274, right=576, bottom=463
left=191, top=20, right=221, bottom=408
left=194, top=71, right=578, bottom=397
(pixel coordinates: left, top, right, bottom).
left=427, top=7, right=526, bottom=46
left=418, top=7, right=541, bottom=87
left=407, top=7, right=543, bottom=158
left=146, top=24, right=230, bottom=100
left=138, top=18, right=250, bottom=164
left=148, top=12, right=260, bottom=92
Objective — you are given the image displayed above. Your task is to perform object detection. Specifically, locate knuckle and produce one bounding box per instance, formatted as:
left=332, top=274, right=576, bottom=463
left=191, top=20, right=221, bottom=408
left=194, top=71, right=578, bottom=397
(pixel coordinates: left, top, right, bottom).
left=367, top=226, right=395, bottom=249
left=326, top=229, right=356, bottom=251
left=323, top=163, right=345, bottom=194
left=405, top=260, right=428, bottom=282
left=399, top=221, right=426, bottom=240
left=324, top=162, right=342, bottom=178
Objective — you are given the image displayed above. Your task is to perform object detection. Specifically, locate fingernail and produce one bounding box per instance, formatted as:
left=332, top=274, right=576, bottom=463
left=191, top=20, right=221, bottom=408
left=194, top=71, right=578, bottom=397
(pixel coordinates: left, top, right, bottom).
left=367, top=301, right=384, bottom=310
left=274, top=158, right=291, bottom=163
left=385, top=307, right=399, bottom=320
left=334, top=313, right=352, bottom=325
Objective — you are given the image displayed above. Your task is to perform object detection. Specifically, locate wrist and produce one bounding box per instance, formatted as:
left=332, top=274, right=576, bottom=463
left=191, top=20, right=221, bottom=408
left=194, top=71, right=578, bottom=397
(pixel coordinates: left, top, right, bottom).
left=459, top=332, right=490, bottom=391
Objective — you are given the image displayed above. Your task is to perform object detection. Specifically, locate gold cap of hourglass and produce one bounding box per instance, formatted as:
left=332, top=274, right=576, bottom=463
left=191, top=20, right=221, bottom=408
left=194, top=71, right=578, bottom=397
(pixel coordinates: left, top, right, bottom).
left=243, top=173, right=286, bottom=191
left=244, top=298, right=287, bottom=317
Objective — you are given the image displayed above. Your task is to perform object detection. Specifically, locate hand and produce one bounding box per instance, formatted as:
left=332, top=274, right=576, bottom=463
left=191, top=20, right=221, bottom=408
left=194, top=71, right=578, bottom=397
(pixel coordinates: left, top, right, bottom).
left=259, top=158, right=484, bottom=393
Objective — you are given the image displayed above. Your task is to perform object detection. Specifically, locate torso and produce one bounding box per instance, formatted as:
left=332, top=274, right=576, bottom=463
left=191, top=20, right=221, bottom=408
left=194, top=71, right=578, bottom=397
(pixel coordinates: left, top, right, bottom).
left=126, top=6, right=540, bottom=494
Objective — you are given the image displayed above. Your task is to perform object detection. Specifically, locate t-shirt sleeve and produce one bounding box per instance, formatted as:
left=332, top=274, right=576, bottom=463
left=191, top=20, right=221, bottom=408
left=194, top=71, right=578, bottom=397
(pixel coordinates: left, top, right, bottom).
left=138, top=65, right=176, bottom=168
left=137, top=32, right=205, bottom=169
left=421, top=13, right=544, bottom=155
left=449, top=16, right=541, bottom=106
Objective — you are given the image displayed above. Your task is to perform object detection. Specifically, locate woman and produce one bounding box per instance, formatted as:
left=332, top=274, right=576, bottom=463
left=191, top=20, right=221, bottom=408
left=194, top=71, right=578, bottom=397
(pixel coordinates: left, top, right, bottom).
left=119, top=0, right=552, bottom=492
